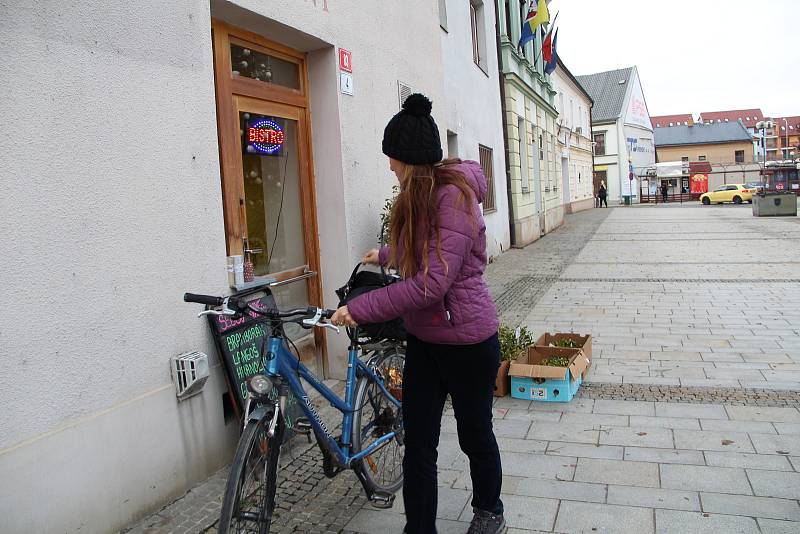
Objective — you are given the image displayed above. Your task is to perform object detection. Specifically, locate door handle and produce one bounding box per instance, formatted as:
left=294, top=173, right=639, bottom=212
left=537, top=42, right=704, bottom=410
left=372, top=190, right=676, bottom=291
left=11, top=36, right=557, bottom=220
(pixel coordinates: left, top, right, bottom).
left=269, top=270, right=318, bottom=287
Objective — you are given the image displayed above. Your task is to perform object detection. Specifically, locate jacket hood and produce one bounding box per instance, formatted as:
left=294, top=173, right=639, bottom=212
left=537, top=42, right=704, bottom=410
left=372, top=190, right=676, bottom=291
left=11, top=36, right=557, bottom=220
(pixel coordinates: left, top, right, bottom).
left=443, top=160, right=487, bottom=204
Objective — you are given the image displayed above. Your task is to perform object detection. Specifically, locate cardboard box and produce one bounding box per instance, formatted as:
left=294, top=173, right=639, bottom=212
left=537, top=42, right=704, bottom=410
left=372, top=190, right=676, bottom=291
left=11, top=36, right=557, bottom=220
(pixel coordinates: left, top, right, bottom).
left=535, top=333, right=592, bottom=378
left=494, top=360, right=511, bottom=397
left=509, top=347, right=591, bottom=403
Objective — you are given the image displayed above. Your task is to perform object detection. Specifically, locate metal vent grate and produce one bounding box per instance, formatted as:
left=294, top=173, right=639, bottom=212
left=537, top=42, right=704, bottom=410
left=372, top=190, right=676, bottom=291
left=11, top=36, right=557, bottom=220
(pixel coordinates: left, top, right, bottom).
left=171, top=351, right=210, bottom=401
left=397, top=82, right=412, bottom=109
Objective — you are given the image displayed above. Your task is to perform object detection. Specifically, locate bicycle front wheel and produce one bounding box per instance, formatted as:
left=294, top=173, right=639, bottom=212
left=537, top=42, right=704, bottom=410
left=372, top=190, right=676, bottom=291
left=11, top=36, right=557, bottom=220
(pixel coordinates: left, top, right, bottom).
left=351, top=346, right=405, bottom=494
left=218, top=409, right=284, bottom=534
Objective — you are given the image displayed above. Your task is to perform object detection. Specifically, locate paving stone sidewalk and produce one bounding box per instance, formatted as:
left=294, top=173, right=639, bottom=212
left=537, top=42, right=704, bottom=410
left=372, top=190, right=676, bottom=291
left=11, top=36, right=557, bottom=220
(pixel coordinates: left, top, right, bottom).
left=124, top=204, right=800, bottom=533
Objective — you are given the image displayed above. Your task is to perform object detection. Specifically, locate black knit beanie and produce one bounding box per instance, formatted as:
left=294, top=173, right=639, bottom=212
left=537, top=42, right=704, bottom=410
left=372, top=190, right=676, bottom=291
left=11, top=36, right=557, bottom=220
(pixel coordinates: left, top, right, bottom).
left=382, top=93, right=443, bottom=165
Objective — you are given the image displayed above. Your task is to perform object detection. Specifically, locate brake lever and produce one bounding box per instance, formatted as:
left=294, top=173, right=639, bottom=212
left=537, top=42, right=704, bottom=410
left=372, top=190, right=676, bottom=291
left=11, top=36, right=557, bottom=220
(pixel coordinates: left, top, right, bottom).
left=301, top=308, right=340, bottom=333
left=197, top=297, right=237, bottom=317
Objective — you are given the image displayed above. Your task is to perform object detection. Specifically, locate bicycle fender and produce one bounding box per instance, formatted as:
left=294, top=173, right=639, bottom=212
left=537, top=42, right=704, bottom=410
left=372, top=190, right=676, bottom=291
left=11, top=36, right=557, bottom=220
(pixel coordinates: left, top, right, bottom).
left=247, top=404, right=273, bottom=423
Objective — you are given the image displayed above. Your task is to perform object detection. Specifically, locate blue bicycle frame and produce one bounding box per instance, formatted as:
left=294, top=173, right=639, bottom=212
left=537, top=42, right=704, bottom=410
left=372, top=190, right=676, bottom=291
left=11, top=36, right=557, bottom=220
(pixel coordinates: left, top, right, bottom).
left=262, top=335, right=401, bottom=467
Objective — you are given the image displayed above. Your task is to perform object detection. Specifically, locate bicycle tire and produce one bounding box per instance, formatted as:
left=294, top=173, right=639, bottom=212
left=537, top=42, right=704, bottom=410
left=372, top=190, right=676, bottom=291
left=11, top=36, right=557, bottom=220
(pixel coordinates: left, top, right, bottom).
left=350, top=345, right=405, bottom=494
left=218, top=408, right=285, bottom=534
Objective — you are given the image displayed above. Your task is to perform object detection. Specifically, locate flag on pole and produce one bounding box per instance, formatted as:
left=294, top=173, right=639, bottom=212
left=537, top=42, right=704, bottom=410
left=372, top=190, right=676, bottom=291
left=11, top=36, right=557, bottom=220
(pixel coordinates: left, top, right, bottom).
left=519, top=0, right=550, bottom=48
left=544, top=28, right=559, bottom=74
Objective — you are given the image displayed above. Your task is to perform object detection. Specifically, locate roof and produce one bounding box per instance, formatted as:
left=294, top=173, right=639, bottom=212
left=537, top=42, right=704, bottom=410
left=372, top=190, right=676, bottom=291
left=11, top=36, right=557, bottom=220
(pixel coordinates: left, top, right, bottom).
left=775, top=116, right=800, bottom=133
left=555, top=58, right=594, bottom=106
left=654, top=121, right=753, bottom=147
left=651, top=114, right=693, bottom=128
left=576, top=67, right=634, bottom=123
left=700, top=109, right=764, bottom=129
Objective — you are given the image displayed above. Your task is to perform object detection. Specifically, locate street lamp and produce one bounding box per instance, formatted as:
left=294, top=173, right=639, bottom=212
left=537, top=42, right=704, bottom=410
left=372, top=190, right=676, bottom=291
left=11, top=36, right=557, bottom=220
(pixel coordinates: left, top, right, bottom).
left=781, top=118, right=789, bottom=160
left=756, top=120, right=775, bottom=189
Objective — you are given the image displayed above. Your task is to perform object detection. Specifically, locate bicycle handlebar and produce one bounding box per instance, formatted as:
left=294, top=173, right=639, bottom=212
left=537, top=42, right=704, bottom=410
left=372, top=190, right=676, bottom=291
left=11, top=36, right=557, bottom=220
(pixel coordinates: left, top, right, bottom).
left=183, top=292, right=335, bottom=322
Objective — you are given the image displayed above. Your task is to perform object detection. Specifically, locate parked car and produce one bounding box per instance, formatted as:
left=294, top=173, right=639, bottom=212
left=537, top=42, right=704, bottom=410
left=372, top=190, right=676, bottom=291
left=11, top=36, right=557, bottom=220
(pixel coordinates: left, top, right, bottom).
left=699, top=184, right=755, bottom=205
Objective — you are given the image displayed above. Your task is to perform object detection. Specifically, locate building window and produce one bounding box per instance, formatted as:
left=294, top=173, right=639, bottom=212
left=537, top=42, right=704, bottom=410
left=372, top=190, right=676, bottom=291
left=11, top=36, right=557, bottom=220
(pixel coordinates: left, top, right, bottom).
left=438, top=0, right=448, bottom=30
left=593, top=132, right=606, bottom=155
left=681, top=156, right=689, bottom=163
left=735, top=150, right=745, bottom=163
left=518, top=118, right=530, bottom=193
left=470, top=1, right=487, bottom=72
left=698, top=155, right=706, bottom=161
left=479, top=145, right=496, bottom=212
left=539, top=133, right=544, bottom=160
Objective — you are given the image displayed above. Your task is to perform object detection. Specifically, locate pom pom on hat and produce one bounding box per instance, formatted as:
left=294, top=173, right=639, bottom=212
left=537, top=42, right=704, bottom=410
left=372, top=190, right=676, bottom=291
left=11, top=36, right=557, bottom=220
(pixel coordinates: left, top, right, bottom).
left=402, top=93, right=433, bottom=117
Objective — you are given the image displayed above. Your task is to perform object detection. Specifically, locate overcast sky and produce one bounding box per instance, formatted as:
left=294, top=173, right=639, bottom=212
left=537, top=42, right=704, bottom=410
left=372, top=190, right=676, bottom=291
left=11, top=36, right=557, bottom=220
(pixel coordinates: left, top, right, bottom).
left=554, top=0, right=800, bottom=118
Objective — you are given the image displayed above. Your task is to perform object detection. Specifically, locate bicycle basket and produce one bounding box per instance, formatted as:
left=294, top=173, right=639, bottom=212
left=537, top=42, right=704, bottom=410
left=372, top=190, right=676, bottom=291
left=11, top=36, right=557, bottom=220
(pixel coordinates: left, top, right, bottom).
left=336, top=263, right=406, bottom=341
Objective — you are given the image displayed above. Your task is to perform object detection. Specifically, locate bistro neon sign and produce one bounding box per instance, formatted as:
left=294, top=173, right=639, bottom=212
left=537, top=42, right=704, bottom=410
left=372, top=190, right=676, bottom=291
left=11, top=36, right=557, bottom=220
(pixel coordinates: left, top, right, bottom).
left=247, top=119, right=284, bottom=154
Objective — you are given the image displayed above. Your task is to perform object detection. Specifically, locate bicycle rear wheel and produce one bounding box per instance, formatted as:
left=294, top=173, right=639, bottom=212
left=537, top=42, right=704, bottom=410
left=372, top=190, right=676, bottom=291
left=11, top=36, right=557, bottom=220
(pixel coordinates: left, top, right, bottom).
left=351, top=346, right=405, bottom=494
left=219, top=408, right=285, bottom=534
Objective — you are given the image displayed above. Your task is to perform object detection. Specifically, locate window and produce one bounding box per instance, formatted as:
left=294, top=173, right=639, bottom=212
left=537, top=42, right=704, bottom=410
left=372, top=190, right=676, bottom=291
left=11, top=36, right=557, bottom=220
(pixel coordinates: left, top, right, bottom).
left=735, top=150, right=745, bottom=163
left=470, top=1, right=487, bottom=72
left=479, top=145, right=496, bottom=212
left=698, top=155, right=706, bottom=161
left=518, top=118, right=530, bottom=193
left=438, top=0, right=448, bottom=30
left=539, top=133, right=544, bottom=160
left=447, top=130, right=458, bottom=158
left=681, top=156, right=689, bottom=163
left=593, top=132, right=606, bottom=155
left=504, top=0, right=512, bottom=40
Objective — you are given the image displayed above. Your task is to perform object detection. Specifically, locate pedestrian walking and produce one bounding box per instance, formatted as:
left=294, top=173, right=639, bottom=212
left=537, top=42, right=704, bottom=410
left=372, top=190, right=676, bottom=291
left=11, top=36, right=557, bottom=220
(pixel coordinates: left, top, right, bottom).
left=331, top=94, right=506, bottom=534
left=661, top=181, right=669, bottom=203
left=598, top=181, right=608, bottom=207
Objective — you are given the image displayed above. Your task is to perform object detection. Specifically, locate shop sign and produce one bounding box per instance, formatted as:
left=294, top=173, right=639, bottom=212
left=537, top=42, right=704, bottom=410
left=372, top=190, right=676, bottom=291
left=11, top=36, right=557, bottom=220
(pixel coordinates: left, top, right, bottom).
left=690, top=173, right=708, bottom=194
left=246, top=118, right=284, bottom=155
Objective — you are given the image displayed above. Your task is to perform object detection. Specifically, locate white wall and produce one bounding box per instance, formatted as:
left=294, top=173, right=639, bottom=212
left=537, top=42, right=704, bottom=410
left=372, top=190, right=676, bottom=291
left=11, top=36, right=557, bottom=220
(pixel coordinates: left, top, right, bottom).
left=440, top=0, right=510, bottom=258
left=0, top=0, right=445, bottom=531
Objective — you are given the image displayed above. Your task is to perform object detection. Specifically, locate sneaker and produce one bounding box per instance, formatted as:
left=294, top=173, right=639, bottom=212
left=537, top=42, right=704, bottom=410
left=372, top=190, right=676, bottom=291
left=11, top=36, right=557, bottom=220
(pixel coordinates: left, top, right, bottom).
left=466, top=509, right=507, bottom=534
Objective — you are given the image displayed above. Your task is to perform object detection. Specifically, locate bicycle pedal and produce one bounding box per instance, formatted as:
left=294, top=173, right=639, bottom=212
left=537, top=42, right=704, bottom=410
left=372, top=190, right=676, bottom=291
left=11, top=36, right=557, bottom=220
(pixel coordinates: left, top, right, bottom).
left=294, top=418, right=313, bottom=443
left=368, top=491, right=395, bottom=509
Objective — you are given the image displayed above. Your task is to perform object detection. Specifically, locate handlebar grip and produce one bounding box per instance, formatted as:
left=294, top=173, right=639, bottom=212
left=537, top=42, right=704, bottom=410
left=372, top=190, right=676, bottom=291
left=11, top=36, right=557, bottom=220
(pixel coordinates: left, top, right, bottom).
left=184, top=293, right=224, bottom=306
left=322, top=309, right=336, bottom=319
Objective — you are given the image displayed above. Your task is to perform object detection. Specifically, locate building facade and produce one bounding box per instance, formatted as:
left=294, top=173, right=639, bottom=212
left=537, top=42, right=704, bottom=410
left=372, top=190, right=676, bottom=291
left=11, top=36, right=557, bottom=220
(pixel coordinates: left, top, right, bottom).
left=438, top=0, right=510, bottom=257
left=700, top=109, right=766, bottom=160
left=775, top=115, right=800, bottom=161
left=551, top=58, right=595, bottom=213
left=654, top=122, right=758, bottom=191
left=0, top=1, right=484, bottom=531
left=577, top=66, right=655, bottom=204
left=496, top=0, right=562, bottom=246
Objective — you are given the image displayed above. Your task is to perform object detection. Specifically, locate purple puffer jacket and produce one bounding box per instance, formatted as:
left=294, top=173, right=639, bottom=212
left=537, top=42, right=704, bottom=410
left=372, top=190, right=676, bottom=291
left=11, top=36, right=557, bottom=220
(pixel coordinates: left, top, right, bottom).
left=347, top=160, right=499, bottom=345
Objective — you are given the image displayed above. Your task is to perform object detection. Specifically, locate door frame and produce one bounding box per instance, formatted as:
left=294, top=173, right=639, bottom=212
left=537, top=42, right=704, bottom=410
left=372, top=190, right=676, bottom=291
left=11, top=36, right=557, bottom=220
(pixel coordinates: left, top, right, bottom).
left=211, top=20, right=327, bottom=373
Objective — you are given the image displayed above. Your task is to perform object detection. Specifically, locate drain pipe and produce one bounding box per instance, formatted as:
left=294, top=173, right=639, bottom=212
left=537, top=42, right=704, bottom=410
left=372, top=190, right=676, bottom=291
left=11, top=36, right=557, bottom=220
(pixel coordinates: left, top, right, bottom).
left=494, top=0, right=516, bottom=247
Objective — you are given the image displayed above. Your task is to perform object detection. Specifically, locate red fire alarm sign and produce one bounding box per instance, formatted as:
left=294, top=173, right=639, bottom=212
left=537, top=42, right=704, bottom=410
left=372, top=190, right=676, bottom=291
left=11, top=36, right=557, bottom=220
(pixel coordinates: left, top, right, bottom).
left=339, top=48, right=352, bottom=73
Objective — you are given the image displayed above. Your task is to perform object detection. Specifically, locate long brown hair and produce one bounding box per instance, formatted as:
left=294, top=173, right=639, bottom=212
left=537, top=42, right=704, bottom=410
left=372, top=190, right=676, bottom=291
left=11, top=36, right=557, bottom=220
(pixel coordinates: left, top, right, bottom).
left=388, top=158, right=476, bottom=279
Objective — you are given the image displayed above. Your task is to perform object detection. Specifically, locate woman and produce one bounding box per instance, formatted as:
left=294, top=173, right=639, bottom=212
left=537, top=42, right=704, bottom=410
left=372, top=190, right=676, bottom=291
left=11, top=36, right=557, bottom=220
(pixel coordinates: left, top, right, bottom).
left=598, top=181, right=608, bottom=207
left=331, top=94, right=505, bottom=534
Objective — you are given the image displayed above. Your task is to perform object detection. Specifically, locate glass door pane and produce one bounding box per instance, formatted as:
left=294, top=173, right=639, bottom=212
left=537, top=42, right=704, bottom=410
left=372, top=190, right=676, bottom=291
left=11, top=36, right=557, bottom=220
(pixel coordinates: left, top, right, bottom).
left=239, top=109, right=309, bottom=339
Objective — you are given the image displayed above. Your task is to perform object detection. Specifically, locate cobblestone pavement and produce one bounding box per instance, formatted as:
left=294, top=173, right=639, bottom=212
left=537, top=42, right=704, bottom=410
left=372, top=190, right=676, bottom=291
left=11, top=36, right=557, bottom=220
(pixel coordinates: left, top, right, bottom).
left=124, top=204, right=800, bottom=534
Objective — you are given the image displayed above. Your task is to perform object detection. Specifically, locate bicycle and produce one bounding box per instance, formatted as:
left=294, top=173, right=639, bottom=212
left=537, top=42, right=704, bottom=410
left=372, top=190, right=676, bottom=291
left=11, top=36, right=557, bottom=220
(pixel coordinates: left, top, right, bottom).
left=183, top=291, right=405, bottom=534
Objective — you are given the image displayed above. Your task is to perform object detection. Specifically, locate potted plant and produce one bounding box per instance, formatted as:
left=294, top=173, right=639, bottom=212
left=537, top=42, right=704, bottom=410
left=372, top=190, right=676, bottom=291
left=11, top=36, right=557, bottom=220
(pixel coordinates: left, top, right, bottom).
left=496, top=324, right=534, bottom=397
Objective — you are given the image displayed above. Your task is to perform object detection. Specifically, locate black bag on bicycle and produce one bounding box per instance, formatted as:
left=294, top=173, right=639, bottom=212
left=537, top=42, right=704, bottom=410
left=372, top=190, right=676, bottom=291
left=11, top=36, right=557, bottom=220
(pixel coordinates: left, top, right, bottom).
left=336, top=263, right=406, bottom=341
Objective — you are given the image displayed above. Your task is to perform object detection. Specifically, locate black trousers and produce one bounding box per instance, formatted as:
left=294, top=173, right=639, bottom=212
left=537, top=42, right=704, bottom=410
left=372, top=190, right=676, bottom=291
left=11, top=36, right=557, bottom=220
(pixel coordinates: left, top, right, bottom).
left=402, top=333, right=503, bottom=534
left=599, top=196, right=608, bottom=207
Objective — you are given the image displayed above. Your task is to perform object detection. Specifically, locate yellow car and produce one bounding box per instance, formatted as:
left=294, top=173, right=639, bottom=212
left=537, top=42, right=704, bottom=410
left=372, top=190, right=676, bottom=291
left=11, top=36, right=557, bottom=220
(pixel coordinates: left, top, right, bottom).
left=700, top=184, right=755, bottom=205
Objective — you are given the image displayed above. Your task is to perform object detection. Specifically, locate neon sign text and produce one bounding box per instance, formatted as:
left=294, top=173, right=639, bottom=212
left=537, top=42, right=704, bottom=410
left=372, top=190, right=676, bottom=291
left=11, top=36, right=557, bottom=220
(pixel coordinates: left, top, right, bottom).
left=247, top=119, right=284, bottom=154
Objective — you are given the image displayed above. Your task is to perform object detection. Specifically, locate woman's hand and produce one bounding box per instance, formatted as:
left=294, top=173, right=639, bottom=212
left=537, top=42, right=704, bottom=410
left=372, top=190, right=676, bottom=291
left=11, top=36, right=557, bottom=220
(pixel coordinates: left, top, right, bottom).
left=331, top=305, right=357, bottom=327
left=362, top=248, right=380, bottom=265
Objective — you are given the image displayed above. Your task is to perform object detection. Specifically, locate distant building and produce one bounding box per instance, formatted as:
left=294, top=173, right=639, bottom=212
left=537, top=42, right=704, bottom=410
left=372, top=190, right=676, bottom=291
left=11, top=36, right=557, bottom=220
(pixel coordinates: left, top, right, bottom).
left=551, top=58, right=595, bottom=213
left=654, top=121, right=759, bottom=191
left=577, top=66, right=655, bottom=204
left=651, top=114, right=694, bottom=128
left=699, top=108, right=766, bottom=159
left=774, top=116, right=800, bottom=160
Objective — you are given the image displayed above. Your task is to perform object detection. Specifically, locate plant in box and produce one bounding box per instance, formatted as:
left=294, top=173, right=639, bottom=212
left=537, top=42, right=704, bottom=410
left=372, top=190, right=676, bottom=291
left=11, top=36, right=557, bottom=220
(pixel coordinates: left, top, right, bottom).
left=509, top=346, right=589, bottom=403
left=534, top=332, right=593, bottom=378
left=495, top=325, right=534, bottom=397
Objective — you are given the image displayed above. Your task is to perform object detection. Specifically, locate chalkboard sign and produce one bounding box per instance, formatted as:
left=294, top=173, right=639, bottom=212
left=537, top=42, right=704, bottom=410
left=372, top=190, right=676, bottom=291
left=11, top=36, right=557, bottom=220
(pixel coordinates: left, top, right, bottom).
left=207, top=288, right=304, bottom=435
